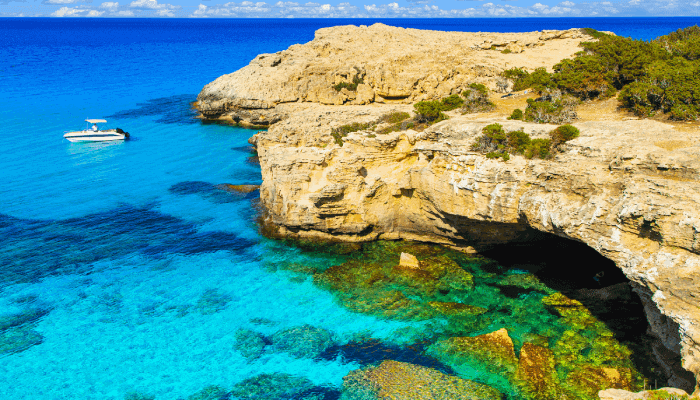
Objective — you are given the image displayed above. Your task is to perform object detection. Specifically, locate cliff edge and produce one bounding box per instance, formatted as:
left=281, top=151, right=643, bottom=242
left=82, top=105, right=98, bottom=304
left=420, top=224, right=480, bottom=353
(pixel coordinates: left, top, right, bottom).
left=196, top=23, right=593, bottom=126
left=197, top=24, right=700, bottom=397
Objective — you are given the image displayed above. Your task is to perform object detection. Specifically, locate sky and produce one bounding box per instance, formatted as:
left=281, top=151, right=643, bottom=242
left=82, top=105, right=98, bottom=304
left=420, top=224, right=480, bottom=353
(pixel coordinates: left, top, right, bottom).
left=1, top=0, right=700, bottom=20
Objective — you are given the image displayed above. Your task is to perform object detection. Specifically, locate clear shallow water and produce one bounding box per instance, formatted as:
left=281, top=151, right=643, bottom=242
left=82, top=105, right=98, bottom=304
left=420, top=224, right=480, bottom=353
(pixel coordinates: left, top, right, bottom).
left=1, top=17, right=697, bottom=400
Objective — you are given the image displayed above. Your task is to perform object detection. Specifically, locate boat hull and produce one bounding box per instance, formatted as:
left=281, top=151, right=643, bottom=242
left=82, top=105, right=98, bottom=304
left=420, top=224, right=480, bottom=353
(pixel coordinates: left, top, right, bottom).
left=63, top=130, right=126, bottom=142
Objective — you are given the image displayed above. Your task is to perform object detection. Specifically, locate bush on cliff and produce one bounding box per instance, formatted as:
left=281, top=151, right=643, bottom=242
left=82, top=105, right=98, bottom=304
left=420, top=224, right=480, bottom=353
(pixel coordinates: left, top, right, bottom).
left=462, top=83, right=496, bottom=113
left=508, top=109, right=523, bottom=120
left=523, top=95, right=578, bottom=124
left=498, top=26, right=700, bottom=120
left=472, top=123, right=580, bottom=161
left=414, top=101, right=448, bottom=123
left=550, top=124, right=580, bottom=146
left=333, top=75, right=364, bottom=92
left=618, top=58, right=700, bottom=119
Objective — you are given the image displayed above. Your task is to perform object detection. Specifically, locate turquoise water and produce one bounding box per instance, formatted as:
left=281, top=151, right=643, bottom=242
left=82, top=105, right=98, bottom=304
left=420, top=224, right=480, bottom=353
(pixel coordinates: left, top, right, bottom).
left=1, top=18, right=698, bottom=399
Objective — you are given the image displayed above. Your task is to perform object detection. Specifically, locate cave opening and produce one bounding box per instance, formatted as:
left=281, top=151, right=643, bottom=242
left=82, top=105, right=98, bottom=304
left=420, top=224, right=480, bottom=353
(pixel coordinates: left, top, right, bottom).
left=479, top=229, right=697, bottom=393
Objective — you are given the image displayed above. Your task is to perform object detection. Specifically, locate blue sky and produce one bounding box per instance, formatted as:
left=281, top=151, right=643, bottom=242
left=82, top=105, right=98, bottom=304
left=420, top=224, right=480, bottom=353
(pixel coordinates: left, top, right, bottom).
left=1, top=0, right=699, bottom=18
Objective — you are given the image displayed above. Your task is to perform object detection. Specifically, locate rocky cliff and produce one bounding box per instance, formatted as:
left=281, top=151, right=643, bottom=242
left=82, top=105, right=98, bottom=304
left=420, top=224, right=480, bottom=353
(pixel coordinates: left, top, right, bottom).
left=196, top=23, right=594, bottom=126
left=197, top=24, right=700, bottom=396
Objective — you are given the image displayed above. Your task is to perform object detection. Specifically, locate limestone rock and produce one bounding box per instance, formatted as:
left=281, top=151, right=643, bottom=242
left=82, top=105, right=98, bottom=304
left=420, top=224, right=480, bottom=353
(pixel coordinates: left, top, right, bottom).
left=196, top=24, right=597, bottom=125
left=399, top=252, right=420, bottom=269
left=354, top=83, right=375, bottom=105
left=598, top=387, right=691, bottom=400
left=341, top=360, right=502, bottom=400
left=428, top=328, right=518, bottom=375
left=516, top=343, right=560, bottom=400
left=249, top=108, right=700, bottom=391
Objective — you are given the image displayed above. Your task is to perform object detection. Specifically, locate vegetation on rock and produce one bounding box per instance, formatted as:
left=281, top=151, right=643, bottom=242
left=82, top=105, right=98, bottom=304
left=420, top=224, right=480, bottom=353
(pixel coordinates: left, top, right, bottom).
left=462, top=83, right=496, bottom=113
left=333, top=75, right=364, bottom=92
left=471, top=123, right=579, bottom=161
left=508, top=108, right=524, bottom=120
left=501, top=25, right=700, bottom=120
left=523, top=94, right=578, bottom=124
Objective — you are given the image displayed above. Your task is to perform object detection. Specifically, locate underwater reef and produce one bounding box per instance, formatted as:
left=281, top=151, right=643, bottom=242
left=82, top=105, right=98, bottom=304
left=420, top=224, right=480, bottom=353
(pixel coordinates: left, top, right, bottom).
left=266, top=240, right=657, bottom=400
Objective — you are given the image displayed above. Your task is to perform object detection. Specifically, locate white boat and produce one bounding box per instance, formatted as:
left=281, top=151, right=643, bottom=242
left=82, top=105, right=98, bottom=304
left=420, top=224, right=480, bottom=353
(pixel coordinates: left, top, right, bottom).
left=63, top=119, right=130, bottom=142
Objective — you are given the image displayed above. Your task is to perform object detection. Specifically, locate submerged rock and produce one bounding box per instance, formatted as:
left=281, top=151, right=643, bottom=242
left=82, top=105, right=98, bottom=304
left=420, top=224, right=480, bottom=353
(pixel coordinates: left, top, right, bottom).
left=215, top=184, right=260, bottom=194
left=0, top=307, right=51, bottom=331
left=427, top=301, right=487, bottom=317
left=185, top=385, right=229, bottom=400
left=233, top=329, right=267, bottom=360
left=230, top=373, right=315, bottom=400
left=428, top=328, right=518, bottom=375
left=0, top=326, right=43, bottom=355
left=340, top=360, right=502, bottom=400
left=195, top=288, right=232, bottom=315
left=515, top=343, right=560, bottom=400
left=271, top=324, right=334, bottom=359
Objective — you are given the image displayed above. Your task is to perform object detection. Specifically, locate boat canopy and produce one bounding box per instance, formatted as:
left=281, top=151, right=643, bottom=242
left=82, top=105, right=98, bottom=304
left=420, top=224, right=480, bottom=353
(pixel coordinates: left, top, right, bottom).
left=85, top=119, right=107, bottom=123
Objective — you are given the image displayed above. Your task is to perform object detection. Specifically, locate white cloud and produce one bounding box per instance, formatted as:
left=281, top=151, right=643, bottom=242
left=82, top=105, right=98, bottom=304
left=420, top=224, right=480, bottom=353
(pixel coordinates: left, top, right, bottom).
left=51, top=6, right=88, bottom=15
left=100, top=1, right=119, bottom=8
left=129, top=0, right=180, bottom=9
left=87, top=9, right=105, bottom=15
left=114, top=9, right=135, bottom=15
left=182, top=0, right=700, bottom=18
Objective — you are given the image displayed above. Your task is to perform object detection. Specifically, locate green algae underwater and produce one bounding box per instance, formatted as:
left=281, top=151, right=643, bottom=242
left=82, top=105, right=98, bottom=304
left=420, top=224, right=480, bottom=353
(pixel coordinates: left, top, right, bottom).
left=267, top=239, right=653, bottom=400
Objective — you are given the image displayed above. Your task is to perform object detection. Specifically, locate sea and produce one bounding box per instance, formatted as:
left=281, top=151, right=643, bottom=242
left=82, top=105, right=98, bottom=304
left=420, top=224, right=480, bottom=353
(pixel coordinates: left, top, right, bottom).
left=1, top=17, right=698, bottom=400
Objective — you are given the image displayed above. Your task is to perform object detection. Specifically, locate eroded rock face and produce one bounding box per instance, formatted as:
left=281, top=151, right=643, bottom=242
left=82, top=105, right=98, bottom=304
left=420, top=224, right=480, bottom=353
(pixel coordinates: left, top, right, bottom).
left=196, top=24, right=594, bottom=125
left=250, top=107, right=700, bottom=393
left=199, top=22, right=700, bottom=394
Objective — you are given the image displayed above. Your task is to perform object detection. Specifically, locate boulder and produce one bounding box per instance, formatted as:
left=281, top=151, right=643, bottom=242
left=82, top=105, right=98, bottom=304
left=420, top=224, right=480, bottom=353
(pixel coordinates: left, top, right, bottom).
left=341, top=360, right=502, bottom=400
left=271, top=324, right=334, bottom=359
left=399, top=252, right=420, bottom=269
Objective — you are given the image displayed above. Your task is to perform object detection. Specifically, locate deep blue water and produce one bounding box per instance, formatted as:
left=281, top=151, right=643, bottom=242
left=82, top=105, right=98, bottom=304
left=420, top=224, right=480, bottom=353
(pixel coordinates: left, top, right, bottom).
left=1, top=17, right=698, bottom=399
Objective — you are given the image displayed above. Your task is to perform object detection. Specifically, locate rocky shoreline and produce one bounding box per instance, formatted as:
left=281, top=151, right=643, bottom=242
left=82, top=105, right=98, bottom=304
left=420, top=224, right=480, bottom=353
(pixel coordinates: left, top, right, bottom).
left=197, top=23, right=700, bottom=398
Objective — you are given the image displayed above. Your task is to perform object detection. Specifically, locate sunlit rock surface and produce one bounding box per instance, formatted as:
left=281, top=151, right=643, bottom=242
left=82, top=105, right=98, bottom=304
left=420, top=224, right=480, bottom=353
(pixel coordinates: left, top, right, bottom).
left=198, top=23, right=700, bottom=395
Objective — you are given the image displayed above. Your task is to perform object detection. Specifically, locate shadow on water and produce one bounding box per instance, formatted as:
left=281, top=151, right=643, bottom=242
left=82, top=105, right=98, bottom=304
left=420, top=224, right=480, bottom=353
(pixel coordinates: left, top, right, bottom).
left=0, top=205, right=255, bottom=285
left=106, top=94, right=199, bottom=125
left=320, top=339, right=455, bottom=375
left=168, top=181, right=260, bottom=204
left=480, top=229, right=695, bottom=391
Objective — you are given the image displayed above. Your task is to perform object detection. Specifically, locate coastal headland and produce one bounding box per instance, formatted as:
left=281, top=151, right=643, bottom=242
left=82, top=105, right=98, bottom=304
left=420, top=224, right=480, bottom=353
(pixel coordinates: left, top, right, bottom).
left=196, top=23, right=700, bottom=399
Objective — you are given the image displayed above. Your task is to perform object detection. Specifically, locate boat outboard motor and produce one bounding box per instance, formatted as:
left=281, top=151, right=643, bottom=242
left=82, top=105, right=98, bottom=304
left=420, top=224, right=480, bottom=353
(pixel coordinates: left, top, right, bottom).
left=116, top=128, right=130, bottom=139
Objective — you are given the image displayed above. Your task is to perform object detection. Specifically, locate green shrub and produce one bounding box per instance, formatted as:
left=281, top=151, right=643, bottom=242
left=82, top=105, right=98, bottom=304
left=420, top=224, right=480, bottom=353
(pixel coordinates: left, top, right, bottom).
left=472, top=124, right=553, bottom=161
left=414, top=101, right=448, bottom=123
left=656, top=25, right=700, bottom=60
left=379, top=111, right=411, bottom=124
left=524, top=139, right=552, bottom=159
left=524, top=95, right=578, bottom=124
left=331, top=122, right=373, bottom=146
left=581, top=27, right=609, bottom=40
left=618, top=58, right=700, bottom=120
left=507, top=130, right=531, bottom=153
left=550, top=124, right=580, bottom=146
left=486, top=151, right=510, bottom=161
left=501, top=49, right=512, bottom=54
left=496, top=26, right=700, bottom=119
left=461, top=84, right=495, bottom=113
left=553, top=56, right=615, bottom=99
left=468, top=83, right=489, bottom=96
left=508, top=109, right=523, bottom=120
left=333, top=75, right=364, bottom=92
left=501, top=67, right=555, bottom=93
left=441, top=94, right=465, bottom=111
left=502, top=68, right=531, bottom=91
